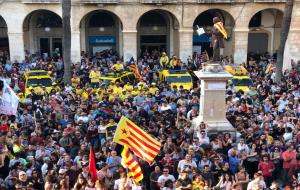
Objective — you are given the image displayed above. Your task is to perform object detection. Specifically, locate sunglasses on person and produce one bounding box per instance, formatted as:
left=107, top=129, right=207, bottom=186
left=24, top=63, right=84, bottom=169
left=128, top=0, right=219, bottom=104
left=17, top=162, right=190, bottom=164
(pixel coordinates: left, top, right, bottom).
left=163, top=170, right=168, bottom=173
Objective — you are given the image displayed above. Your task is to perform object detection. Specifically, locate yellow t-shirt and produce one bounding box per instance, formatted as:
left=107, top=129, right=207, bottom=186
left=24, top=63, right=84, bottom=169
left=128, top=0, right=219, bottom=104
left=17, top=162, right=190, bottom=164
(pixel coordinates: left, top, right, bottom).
left=71, top=77, right=80, bottom=88
left=111, top=63, right=124, bottom=71
left=89, top=70, right=100, bottom=83
left=75, top=88, right=83, bottom=95
left=113, top=86, right=123, bottom=96
left=124, top=84, right=133, bottom=91
left=149, top=87, right=159, bottom=95
left=81, top=91, right=89, bottom=100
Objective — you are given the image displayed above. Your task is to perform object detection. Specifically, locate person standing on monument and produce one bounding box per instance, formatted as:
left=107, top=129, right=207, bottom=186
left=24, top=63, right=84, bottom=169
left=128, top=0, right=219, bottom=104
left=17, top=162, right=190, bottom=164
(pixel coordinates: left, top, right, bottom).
left=211, top=17, right=228, bottom=62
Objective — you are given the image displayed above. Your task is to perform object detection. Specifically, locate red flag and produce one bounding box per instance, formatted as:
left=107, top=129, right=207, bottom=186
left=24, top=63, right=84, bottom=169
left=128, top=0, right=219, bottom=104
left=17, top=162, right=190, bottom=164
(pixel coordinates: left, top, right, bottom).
left=88, top=147, right=97, bottom=180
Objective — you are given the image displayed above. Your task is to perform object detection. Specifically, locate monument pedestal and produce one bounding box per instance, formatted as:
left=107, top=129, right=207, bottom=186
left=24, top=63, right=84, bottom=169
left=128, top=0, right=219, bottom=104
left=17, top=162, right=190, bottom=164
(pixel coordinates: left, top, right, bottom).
left=192, top=63, right=235, bottom=136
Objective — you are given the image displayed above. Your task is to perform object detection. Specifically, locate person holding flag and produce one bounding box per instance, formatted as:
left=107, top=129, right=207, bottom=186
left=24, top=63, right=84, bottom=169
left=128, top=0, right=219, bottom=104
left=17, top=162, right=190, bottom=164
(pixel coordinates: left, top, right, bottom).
left=128, top=57, right=142, bottom=80
left=113, top=116, right=161, bottom=164
left=121, top=146, right=144, bottom=183
left=211, top=17, right=228, bottom=62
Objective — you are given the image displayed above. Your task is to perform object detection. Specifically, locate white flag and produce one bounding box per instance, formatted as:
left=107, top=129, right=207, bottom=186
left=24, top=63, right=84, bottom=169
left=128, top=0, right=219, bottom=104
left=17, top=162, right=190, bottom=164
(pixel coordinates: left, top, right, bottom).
left=196, top=25, right=205, bottom=36
left=0, top=79, right=19, bottom=116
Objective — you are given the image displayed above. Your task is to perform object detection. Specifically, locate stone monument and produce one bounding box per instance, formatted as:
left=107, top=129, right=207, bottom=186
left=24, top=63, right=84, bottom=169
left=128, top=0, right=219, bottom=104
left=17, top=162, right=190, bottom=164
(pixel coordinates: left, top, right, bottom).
left=192, top=17, right=235, bottom=135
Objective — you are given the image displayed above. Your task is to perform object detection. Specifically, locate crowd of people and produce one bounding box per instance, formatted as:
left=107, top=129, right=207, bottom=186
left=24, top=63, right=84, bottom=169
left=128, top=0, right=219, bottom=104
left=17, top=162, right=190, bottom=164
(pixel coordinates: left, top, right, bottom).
left=0, top=48, right=299, bottom=190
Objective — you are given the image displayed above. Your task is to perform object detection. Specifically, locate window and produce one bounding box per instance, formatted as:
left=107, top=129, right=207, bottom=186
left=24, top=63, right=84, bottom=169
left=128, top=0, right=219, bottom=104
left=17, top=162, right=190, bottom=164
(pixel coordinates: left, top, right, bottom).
left=36, top=12, right=62, bottom=28
left=140, top=12, right=166, bottom=27
left=166, top=76, right=192, bottom=83
left=231, top=78, right=253, bottom=86
left=26, top=78, right=53, bottom=87
left=89, top=12, right=115, bottom=27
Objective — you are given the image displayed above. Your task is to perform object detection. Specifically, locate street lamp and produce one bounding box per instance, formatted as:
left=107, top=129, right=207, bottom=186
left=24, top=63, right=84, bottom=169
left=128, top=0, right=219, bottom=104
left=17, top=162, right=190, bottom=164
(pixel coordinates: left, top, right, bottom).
left=99, top=27, right=105, bottom=32
left=152, top=26, right=158, bottom=31
left=44, top=27, right=51, bottom=32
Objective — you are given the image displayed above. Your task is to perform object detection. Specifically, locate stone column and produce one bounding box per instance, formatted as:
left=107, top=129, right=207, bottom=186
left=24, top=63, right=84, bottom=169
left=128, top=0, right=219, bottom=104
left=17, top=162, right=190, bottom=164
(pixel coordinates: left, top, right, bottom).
left=8, top=32, right=25, bottom=62
left=71, top=31, right=81, bottom=63
left=122, top=30, right=137, bottom=62
left=193, top=65, right=235, bottom=135
left=283, top=0, right=300, bottom=69
left=179, top=29, right=193, bottom=63
left=233, top=28, right=249, bottom=65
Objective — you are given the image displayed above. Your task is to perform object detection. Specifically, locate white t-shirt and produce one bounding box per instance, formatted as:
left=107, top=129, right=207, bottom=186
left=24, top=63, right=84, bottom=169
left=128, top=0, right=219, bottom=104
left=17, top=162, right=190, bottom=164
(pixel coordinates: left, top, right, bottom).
left=114, top=178, right=133, bottom=190
left=177, top=160, right=197, bottom=173
left=98, top=125, right=107, bottom=134
left=157, top=174, right=176, bottom=189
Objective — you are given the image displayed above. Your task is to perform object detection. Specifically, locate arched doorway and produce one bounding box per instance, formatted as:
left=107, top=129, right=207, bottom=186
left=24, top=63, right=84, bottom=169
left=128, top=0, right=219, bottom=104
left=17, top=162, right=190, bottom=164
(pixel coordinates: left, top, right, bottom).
left=80, top=10, right=122, bottom=56
left=0, top=16, right=8, bottom=53
left=137, top=10, right=179, bottom=57
left=193, top=9, right=234, bottom=57
left=248, top=9, right=283, bottom=56
left=23, top=10, right=62, bottom=58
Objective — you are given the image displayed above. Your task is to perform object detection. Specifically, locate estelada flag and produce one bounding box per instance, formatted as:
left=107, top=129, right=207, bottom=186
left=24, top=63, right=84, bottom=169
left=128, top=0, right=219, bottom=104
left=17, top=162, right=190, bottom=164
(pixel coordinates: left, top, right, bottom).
left=88, top=147, right=97, bottom=180
left=128, top=57, right=142, bottom=80
left=113, top=116, right=161, bottom=164
left=121, top=145, right=143, bottom=183
left=214, top=21, right=228, bottom=39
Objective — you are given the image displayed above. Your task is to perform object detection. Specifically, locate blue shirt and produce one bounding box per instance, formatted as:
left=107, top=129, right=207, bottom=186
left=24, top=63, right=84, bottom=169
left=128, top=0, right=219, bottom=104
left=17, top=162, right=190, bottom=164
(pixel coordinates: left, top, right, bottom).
left=229, top=156, right=240, bottom=174
left=106, top=156, right=122, bottom=173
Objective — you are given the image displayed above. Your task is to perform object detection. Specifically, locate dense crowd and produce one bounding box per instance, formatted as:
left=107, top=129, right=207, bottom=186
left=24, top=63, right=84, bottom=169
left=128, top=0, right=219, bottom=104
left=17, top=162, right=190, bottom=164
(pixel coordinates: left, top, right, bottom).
left=0, top=49, right=299, bottom=190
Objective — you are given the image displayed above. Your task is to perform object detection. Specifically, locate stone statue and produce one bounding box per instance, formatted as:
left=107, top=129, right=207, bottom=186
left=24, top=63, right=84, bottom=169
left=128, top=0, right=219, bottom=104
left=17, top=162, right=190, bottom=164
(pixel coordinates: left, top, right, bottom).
left=211, top=17, right=228, bottom=62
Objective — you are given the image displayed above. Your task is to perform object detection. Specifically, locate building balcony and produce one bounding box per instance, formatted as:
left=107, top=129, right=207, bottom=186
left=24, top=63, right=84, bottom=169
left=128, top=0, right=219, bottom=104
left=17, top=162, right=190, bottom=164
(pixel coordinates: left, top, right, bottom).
left=140, top=0, right=178, bottom=4
left=197, top=0, right=285, bottom=2
left=253, top=0, right=286, bottom=2
left=76, top=0, right=119, bottom=3
left=22, top=0, right=61, bottom=3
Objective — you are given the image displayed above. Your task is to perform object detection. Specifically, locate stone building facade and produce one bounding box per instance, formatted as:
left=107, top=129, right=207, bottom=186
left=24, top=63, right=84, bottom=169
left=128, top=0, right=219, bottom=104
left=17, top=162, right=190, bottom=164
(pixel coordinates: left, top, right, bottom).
left=0, top=0, right=299, bottom=67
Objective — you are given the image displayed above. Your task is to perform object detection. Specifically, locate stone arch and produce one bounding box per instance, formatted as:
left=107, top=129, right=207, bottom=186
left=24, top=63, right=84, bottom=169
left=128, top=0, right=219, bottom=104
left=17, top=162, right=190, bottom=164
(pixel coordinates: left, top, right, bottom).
left=248, top=8, right=284, bottom=55
left=79, top=10, right=123, bottom=55
left=23, top=9, right=63, bottom=56
left=72, top=7, right=125, bottom=32
left=0, top=15, right=9, bottom=52
left=136, top=9, right=180, bottom=57
left=192, top=8, right=235, bottom=57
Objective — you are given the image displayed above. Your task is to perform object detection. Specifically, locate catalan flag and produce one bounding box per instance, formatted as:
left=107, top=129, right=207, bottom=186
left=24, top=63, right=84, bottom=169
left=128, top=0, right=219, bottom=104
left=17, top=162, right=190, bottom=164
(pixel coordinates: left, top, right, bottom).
left=121, top=145, right=143, bottom=183
left=128, top=57, right=142, bottom=79
left=203, top=50, right=209, bottom=61
left=214, top=21, right=228, bottom=39
left=113, top=116, right=161, bottom=164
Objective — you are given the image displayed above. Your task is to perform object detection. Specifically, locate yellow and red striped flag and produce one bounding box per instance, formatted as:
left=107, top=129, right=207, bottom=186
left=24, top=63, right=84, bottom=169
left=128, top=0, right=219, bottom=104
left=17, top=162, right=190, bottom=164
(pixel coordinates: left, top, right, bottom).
left=214, top=21, right=228, bottom=39
left=121, top=145, right=143, bottom=183
left=128, top=57, right=142, bottom=80
left=113, top=116, right=161, bottom=164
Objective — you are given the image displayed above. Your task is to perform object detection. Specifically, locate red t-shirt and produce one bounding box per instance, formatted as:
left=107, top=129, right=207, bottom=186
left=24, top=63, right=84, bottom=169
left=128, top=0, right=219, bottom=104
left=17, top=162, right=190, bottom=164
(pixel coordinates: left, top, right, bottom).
left=258, top=161, right=274, bottom=177
left=282, top=150, right=296, bottom=169
left=0, top=125, right=9, bottom=133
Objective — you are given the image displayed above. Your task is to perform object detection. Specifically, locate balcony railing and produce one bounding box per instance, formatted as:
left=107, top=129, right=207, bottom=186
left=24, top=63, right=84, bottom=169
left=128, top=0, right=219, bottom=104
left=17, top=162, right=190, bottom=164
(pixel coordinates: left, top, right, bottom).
left=141, top=0, right=178, bottom=3
left=253, top=0, right=286, bottom=2
left=198, top=0, right=251, bottom=3
left=77, top=0, right=119, bottom=3
left=22, top=0, right=60, bottom=3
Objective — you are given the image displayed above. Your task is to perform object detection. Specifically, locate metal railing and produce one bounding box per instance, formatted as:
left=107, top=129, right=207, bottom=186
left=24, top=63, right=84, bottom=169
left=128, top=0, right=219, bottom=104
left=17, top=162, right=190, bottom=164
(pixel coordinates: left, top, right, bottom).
left=140, top=0, right=178, bottom=3
left=22, top=0, right=61, bottom=3
left=77, top=0, right=119, bottom=3
left=197, top=0, right=250, bottom=3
